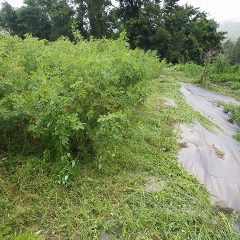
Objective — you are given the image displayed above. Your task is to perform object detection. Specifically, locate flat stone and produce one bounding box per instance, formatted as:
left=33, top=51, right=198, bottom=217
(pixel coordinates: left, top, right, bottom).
left=179, top=83, right=240, bottom=211
left=163, top=98, right=177, bottom=107
left=144, top=176, right=166, bottom=192
left=100, top=227, right=121, bottom=240
left=214, top=200, right=234, bottom=214
left=100, top=232, right=117, bottom=240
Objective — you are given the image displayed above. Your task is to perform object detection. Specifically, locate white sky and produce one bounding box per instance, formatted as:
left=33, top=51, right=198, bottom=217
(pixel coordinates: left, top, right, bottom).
left=0, top=0, right=240, bottom=23
left=179, top=0, right=240, bottom=22
left=0, top=0, right=23, bottom=8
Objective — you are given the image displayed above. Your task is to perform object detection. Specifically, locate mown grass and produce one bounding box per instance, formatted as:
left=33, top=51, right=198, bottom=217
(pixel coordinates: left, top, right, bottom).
left=0, top=75, right=237, bottom=239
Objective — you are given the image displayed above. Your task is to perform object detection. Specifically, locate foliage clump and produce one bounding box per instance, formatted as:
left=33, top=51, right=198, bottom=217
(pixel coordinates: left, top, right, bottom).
left=0, top=34, right=159, bottom=166
left=0, top=0, right=224, bottom=64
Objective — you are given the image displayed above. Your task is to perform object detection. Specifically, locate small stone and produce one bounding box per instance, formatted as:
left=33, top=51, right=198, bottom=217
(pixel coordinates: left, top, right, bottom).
left=100, top=232, right=116, bottom=240
left=144, top=176, right=166, bottom=193
left=228, top=118, right=234, bottom=124
left=179, top=142, right=188, bottom=148
left=163, top=98, right=177, bottom=107
left=100, top=227, right=121, bottom=240
left=212, top=145, right=225, bottom=159
left=223, top=109, right=230, bottom=114
left=214, top=200, right=234, bottom=214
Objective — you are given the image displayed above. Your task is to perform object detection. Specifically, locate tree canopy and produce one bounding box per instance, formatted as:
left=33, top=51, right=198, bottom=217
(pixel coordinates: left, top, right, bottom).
left=0, top=0, right=225, bottom=63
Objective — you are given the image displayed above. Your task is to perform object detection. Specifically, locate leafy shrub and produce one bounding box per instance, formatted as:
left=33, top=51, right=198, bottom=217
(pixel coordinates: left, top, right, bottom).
left=173, top=62, right=202, bottom=78
left=235, top=133, right=240, bottom=141
left=0, top=34, right=159, bottom=166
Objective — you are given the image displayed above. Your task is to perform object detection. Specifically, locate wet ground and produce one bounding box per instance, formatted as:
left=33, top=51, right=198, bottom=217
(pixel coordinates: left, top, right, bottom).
left=178, top=83, right=240, bottom=211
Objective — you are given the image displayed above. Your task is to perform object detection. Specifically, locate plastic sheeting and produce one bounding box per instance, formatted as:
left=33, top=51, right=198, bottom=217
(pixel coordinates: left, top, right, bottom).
left=178, top=83, right=240, bottom=211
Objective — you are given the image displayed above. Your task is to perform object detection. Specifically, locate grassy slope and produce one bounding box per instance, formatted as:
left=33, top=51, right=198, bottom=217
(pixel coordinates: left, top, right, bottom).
left=173, top=64, right=240, bottom=101
left=0, top=71, right=237, bottom=239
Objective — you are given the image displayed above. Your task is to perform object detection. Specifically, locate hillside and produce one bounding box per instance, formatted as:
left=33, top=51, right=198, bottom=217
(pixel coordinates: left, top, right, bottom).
left=219, top=21, right=240, bottom=40
left=0, top=35, right=238, bottom=240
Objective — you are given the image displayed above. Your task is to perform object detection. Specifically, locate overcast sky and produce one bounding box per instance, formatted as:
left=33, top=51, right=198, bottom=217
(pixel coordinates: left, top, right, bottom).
left=0, top=0, right=23, bottom=8
left=0, top=0, right=240, bottom=23
left=179, top=0, right=240, bottom=22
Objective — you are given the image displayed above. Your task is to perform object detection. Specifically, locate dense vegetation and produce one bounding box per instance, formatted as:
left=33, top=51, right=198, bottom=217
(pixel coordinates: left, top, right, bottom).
left=0, top=33, right=159, bottom=182
left=0, top=0, right=224, bottom=63
left=0, top=47, right=237, bottom=238
left=0, top=1, right=239, bottom=239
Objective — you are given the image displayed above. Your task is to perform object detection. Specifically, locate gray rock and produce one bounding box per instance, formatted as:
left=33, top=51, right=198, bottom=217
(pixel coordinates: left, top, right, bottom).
left=144, top=176, right=166, bottom=193
left=100, top=227, right=121, bottom=240
left=163, top=98, right=177, bottom=107
left=214, top=200, right=234, bottom=214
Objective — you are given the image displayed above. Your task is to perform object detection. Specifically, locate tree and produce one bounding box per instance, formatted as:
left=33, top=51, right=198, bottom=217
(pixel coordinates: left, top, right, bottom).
left=223, top=39, right=235, bottom=65
left=16, top=3, right=51, bottom=39
left=0, top=1, right=18, bottom=34
left=48, top=0, right=75, bottom=40
left=0, top=0, right=74, bottom=40
left=115, top=0, right=224, bottom=64
left=233, top=37, right=240, bottom=64
left=0, top=0, right=225, bottom=64
left=74, top=0, right=116, bottom=38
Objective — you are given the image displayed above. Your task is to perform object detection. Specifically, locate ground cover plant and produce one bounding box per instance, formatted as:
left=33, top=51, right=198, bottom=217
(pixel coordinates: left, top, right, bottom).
left=0, top=48, right=237, bottom=238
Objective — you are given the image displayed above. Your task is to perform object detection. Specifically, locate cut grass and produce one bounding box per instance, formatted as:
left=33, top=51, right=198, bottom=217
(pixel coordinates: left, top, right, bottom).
left=0, top=75, right=237, bottom=239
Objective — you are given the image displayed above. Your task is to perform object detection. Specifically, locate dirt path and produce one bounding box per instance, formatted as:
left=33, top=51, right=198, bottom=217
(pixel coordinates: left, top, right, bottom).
left=178, top=83, right=240, bottom=211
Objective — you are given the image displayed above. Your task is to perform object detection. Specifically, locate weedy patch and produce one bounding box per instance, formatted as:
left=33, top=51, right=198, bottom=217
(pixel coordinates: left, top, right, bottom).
left=0, top=74, right=238, bottom=239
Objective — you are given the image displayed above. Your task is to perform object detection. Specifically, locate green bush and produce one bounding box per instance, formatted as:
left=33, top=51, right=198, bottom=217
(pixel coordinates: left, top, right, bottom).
left=0, top=34, right=159, bottom=166
left=173, top=62, right=202, bottom=78
left=208, top=63, right=240, bottom=84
